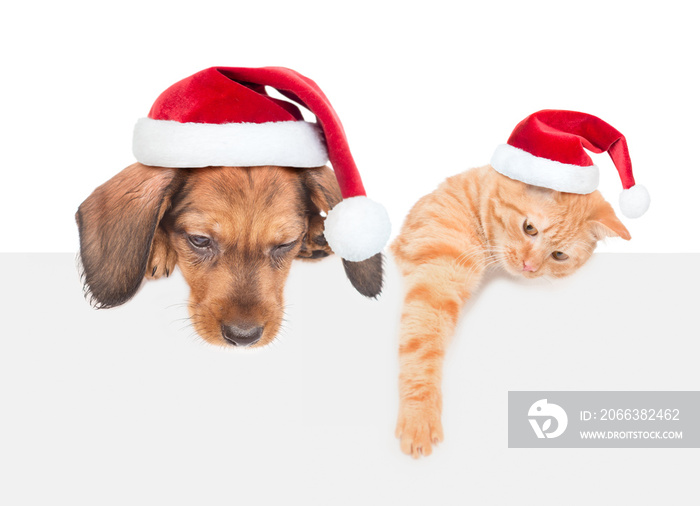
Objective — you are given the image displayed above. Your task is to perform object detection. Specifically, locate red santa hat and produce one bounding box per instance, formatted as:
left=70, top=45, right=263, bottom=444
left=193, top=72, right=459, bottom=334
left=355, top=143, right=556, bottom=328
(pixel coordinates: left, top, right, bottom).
left=132, top=66, right=390, bottom=262
left=490, top=110, right=650, bottom=218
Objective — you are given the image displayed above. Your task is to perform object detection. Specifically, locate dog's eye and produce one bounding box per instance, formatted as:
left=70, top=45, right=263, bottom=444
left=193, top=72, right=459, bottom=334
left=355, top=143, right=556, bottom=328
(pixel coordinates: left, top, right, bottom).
left=270, top=240, right=299, bottom=268
left=272, top=240, right=297, bottom=254
left=188, top=235, right=212, bottom=249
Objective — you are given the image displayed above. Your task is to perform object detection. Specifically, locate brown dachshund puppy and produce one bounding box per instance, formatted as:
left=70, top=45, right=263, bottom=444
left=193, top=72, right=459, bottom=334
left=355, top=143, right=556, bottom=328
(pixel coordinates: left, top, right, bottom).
left=76, top=163, right=383, bottom=347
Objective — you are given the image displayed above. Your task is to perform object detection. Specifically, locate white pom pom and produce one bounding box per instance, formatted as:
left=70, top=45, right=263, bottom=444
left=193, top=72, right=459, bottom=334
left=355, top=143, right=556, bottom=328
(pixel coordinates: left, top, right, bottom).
left=324, top=196, right=391, bottom=262
left=619, top=184, right=650, bottom=219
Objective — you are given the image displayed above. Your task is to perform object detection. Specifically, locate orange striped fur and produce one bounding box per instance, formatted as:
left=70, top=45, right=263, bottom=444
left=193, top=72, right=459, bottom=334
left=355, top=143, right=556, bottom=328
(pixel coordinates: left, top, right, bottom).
left=391, top=165, right=630, bottom=457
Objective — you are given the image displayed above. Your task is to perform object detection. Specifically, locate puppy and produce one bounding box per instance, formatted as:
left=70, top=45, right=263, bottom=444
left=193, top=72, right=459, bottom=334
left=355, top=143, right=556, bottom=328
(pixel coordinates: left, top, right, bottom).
left=76, top=163, right=383, bottom=347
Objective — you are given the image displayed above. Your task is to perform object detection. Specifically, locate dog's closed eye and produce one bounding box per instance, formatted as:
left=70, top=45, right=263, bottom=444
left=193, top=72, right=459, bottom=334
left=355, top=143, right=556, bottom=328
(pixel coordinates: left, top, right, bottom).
left=270, top=239, right=300, bottom=268
left=272, top=239, right=298, bottom=255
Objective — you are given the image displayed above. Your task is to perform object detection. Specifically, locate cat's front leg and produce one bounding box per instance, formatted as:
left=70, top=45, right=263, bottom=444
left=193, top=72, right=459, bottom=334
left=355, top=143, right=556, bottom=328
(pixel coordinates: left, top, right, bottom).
left=395, top=259, right=481, bottom=458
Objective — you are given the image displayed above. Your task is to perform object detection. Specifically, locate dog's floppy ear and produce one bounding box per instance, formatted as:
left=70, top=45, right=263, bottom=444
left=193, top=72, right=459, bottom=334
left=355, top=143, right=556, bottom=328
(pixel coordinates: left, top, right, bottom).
left=299, top=166, right=384, bottom=298
left=76, top=163, right=183, bottom=308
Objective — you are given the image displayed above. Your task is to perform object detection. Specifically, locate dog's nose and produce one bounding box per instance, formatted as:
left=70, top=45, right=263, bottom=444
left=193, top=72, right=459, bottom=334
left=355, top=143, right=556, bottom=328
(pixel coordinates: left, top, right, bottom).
left=221, top=322, right=264, bottom=347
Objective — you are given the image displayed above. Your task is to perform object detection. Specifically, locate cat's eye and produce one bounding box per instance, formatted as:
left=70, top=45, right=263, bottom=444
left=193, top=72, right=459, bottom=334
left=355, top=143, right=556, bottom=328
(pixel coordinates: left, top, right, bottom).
left=187, top=234, right=212, bottom=249
left=523, top=220, right=538, bottom=236
left=552, top=251, right=569, bottom=261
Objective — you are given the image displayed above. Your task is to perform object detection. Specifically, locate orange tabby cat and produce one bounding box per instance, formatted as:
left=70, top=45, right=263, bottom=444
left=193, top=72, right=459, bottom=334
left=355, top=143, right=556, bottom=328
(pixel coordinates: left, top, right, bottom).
left=391, top=164, right=630, bottom=458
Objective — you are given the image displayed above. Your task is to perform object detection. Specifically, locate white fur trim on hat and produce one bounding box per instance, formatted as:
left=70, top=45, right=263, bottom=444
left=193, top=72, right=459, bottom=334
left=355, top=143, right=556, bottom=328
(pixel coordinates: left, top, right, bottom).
left=619, top=184, right=650, bottom=219
left=133, top=118, right=328, bottom=168
left=491, top=144, right=599, bottom=194
left=324, top=196, right=391, bottom=262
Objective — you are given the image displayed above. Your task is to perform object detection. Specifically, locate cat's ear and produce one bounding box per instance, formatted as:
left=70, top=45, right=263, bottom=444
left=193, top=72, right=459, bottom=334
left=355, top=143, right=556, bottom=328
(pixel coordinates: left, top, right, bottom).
left=590, top=200, right=631, bottom=241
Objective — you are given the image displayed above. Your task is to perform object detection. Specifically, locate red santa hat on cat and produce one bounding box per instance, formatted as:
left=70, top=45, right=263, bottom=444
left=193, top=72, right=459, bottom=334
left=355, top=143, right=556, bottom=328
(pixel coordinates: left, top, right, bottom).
left=490, top=110, right=650, bottom=218
left=132, top=66, right=390, bottom=262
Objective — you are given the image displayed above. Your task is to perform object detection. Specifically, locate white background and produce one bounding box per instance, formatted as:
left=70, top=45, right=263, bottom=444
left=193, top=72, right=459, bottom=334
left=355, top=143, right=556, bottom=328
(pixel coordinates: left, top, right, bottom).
left=1, top=0, right=698, bottom=253
left=1, top=1, right=699, bottom=505
left=1, top=253, right=698, bottom=504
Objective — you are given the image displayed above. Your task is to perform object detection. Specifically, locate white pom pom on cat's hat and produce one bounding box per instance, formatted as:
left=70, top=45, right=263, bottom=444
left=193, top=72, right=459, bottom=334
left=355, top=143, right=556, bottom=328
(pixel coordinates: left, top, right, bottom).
left=619, top=184, right=651, bottom=219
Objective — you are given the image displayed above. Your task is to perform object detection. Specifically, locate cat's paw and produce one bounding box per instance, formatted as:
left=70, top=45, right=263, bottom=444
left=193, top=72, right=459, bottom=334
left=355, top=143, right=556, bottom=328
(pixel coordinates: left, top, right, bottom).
left=395, top=403, right=444, bottom=458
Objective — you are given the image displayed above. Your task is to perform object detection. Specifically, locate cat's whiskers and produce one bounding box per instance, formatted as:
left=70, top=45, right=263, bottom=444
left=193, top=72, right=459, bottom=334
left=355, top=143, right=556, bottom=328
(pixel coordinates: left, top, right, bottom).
left=462, top=253, right=504, bottom=281
left=454, top=245, right=488, bottom=270
left=451, top=245, right=503, bottom=281
left=485, top=256, right=505, bottom=271
left=486, top=245, right=509, bottom=267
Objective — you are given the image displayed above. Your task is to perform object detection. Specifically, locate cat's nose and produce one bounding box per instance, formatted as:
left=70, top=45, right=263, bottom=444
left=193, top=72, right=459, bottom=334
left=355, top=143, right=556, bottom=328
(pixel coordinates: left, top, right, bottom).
left=522, top=260, right=538, bottom=272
